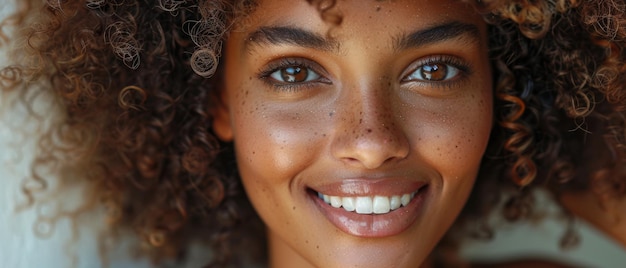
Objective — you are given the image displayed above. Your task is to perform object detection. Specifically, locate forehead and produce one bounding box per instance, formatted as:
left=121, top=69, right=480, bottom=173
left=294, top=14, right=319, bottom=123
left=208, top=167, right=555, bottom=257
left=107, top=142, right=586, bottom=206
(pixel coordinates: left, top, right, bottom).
left=230, top=0, right=487, bottom=57
left=237, top=0, right=485, bottom=33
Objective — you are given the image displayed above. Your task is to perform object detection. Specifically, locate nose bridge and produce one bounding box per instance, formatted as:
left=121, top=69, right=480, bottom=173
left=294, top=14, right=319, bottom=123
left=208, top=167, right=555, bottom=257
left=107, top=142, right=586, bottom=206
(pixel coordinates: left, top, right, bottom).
left=355, top=86, right=393, bottom=134
left=331, top=80, right=410, bottom=169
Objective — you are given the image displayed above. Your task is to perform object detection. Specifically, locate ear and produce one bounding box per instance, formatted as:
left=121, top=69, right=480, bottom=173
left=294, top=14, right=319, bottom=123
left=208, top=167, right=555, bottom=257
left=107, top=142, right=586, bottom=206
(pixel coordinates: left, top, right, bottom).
left=212, top=91, right=234, bottom=142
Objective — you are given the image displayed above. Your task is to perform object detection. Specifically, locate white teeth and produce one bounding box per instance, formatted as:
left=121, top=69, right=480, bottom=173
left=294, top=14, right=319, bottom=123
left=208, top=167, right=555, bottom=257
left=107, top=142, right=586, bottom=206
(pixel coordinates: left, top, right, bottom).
left=373, top=196, right=390, bottom=214
left=330, top=196, right=342, bottom=208
left=342, top=197, right=355, bottom=211
left=317, top=190, right=420, bottom=215
left=355, top=197, right=373, bottom=214
left=390, top=196, right=401, bottom=210
left=401, top=194, right=411, bottom=207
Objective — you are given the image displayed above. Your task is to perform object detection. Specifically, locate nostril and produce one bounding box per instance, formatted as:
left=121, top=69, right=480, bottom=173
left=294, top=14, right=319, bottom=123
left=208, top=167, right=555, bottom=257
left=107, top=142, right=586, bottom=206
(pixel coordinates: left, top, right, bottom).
left=331, top=124, right=410, bottom=169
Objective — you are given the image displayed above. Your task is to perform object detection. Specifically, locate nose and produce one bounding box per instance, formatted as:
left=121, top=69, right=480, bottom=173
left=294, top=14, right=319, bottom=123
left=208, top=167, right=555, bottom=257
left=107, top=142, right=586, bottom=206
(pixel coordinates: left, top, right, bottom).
left=330, top=85, right=410, bottom=169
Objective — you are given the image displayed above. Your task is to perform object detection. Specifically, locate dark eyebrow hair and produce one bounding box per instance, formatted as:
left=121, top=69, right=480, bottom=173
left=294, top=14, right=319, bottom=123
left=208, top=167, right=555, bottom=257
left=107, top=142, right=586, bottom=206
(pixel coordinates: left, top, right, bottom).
left=245, top=26, right=339, bottom=52
left=393, top=21, right=481, bottom=51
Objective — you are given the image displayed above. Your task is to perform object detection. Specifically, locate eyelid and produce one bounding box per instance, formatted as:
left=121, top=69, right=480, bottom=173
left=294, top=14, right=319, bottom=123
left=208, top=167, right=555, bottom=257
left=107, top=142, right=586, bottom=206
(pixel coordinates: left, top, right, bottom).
left=400, top=55, right=471, bottom=83
left=258, top=57, right=331, bottom=87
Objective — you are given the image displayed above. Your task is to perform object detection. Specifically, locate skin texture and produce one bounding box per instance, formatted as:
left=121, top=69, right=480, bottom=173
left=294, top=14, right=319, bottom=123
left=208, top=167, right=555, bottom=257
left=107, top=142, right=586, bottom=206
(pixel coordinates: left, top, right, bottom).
left=213, top=0, right=493, bottom=267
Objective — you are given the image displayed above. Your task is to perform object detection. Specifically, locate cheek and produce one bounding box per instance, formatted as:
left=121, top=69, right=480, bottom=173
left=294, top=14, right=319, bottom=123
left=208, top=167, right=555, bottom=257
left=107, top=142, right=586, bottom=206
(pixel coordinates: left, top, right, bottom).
left=231, top=92, right=326, bottom=186
left=449, top=94, right=492, bottom=174
left=412, top=91, right=492, bottom=179
left=414, top=91, right=492, bottom=227
left=230, top=91, right=332, bottom=229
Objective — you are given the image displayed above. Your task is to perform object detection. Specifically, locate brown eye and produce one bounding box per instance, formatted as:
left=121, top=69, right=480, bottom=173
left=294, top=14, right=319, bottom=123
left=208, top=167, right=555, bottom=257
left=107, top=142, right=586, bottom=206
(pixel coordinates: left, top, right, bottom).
left=282, top=67, right=306, bottom=82
left=270, top=66, right=320, bottom=83
left=404, top=62, right=460, bottom=82
left=421, top=63, right=447, bottom=81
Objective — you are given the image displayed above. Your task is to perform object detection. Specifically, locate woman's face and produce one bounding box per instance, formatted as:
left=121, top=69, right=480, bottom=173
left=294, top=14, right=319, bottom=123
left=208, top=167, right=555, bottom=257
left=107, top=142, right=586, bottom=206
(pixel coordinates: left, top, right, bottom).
left=213, top=0, right=492, bottom=267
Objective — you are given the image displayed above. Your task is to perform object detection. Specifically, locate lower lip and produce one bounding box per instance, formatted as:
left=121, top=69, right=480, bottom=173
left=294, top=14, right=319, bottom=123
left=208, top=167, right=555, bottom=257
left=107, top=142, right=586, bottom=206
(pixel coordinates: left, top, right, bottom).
left=310, top=187, right=428, bottom=238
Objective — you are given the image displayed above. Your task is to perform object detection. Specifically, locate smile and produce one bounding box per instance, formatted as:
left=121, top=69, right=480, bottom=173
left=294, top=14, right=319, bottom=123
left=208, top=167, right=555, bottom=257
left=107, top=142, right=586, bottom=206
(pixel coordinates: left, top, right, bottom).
left=317, top=191, right=418, bottom=214
left=309, top=180, right=429, bottom=238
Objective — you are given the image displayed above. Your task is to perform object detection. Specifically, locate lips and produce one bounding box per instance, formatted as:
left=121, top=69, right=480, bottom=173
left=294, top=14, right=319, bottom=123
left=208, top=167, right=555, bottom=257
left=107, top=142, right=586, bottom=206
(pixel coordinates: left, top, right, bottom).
left=308, top=179, right=428, bottom=238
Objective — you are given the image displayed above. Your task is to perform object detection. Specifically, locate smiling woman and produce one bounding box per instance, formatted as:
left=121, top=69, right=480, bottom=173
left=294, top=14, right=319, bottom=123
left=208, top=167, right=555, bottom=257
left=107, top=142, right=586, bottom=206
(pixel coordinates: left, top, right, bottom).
left=1, top=0, right=626, bottom=267
left=212, top=2, right=492, bottom=266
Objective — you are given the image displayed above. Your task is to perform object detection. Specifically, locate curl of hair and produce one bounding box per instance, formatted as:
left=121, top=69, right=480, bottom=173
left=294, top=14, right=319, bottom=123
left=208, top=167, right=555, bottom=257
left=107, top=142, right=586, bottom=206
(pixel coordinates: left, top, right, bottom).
left=459, top=0, right=626, bottom=252
left=2, top=0, right=261, bottom=266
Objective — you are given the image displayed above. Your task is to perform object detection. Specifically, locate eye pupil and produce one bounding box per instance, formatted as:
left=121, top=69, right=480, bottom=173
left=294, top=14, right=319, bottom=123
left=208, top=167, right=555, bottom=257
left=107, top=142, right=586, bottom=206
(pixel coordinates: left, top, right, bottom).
left=281, top=67, right=308, bottom=82
left=420, top=63, right=447, bottom=81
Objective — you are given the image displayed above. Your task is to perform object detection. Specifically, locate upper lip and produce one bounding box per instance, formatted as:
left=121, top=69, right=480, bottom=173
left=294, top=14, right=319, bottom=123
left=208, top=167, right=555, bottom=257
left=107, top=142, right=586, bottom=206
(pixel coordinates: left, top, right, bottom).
left=308, top=177, right=427, bottom=197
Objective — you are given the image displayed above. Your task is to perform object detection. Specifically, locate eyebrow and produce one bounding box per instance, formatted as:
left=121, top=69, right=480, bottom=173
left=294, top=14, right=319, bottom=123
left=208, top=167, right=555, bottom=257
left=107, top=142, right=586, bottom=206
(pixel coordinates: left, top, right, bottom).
left=245, top=26, right=339, bottom=52
left=243, top=21, right=480, bottom=53
left=393, top=21, right=481, bottom=51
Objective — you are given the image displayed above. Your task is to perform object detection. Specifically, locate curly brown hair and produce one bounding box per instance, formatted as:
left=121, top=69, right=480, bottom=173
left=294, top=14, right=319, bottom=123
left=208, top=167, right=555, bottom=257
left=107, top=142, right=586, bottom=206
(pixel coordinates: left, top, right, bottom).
left=2, top=0, right=625, bottom=266
left=464, top=0, right=626, bottom=227
left=442, top=1, right=626, bottom=259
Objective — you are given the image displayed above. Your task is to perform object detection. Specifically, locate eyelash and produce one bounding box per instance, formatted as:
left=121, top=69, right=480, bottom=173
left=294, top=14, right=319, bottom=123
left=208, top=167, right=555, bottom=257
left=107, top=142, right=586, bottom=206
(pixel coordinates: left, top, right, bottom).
left=257, top=58, right=329, bottom=92
left=257, top=55, right=473, bottom=92
left=401, top=55, right=472, bottom=90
